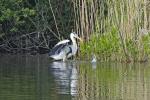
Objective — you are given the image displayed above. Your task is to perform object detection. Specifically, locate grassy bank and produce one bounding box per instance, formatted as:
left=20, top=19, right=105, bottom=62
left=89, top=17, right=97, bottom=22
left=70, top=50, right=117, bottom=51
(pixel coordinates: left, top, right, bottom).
left=79, top=27, right=150, bottom=62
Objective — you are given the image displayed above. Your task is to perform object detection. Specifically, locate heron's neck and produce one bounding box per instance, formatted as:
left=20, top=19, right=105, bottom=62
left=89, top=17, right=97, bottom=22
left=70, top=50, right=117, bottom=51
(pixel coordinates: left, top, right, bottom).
left=70, top=36, right=77, bottom=46
left=70, top=35, right=78, bottom=55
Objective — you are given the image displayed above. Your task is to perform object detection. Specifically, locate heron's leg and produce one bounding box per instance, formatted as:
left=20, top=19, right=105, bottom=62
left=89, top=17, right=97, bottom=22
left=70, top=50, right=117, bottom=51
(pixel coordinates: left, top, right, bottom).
left=72, top=55, right=75, bottom=61
left=63, top=55, right=67, bottom=62
left=69, top=56, right=73, bottom=60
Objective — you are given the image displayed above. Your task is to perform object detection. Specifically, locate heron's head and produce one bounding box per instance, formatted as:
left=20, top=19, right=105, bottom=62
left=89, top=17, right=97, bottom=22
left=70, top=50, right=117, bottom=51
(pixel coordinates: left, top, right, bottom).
left=70, top=32, right=82, bottom=41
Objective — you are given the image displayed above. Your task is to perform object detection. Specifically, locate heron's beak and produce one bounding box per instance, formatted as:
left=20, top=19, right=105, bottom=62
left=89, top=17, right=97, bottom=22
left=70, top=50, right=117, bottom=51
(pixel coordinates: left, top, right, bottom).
left=77, top=37, right=83, bottom=42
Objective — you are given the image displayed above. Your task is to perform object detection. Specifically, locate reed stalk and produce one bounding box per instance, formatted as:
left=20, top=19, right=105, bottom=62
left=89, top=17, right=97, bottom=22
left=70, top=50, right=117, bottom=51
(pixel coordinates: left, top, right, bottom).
left=73, top=0, right=150, bottom=62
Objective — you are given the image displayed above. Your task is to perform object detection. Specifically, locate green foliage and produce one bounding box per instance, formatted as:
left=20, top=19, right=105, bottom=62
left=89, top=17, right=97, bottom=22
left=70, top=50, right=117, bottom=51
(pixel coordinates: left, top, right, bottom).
left=0, top=0, right=36, bottom=34
left=142, top=35, right=150, bottom=53
left=125, top=39, right=139, bottom=61
left=80, top=28, right=150, bottom=62
left=80, top=27, right=121, bottom=61
left=125, top=34, right=150, bottom=61
left=0, top=0, right=76, bottom=37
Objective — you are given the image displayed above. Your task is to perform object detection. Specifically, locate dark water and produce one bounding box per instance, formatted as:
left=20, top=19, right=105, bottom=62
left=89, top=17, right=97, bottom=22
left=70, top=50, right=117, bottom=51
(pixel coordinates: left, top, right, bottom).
left=0, top=55, right=150, bottom=100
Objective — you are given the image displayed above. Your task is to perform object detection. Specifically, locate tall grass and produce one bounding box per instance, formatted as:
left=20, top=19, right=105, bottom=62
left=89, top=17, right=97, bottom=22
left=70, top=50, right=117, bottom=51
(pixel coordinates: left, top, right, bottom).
left=73, top=0, right=150, bottom=62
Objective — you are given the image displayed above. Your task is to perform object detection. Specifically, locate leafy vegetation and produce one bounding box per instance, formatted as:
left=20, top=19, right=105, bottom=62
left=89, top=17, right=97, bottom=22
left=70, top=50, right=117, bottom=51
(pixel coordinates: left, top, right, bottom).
left=80, top=27, right=150, bottom=62
left=0, top=0, right=36, bottom=33
left=0, top=0, right=74, bottom=53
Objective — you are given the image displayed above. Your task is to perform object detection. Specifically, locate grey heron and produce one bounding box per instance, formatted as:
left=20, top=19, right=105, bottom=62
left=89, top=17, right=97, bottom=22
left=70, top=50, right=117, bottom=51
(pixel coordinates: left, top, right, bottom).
left=49, top=32, right=82, bottom=61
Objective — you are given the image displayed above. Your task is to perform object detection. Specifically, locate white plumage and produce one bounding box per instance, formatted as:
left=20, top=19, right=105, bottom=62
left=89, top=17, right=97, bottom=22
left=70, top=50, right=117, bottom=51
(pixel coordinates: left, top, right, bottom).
left=49, top=32, right=81, bottom=61
left=55, top=40, right=70, bottom=46
left=91, top=54, right=97, bottom=63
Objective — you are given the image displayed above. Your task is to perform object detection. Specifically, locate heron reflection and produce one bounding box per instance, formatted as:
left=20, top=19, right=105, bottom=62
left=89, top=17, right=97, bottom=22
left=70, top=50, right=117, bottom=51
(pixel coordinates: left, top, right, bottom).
left=49, top=61, right=78, bottom=96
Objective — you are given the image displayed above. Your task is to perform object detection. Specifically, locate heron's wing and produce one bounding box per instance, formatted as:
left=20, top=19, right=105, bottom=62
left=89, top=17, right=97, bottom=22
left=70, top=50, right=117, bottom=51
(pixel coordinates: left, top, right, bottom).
left=55, top=39, right=70, bottom=46
left=49, top=42, right=69, bottom=56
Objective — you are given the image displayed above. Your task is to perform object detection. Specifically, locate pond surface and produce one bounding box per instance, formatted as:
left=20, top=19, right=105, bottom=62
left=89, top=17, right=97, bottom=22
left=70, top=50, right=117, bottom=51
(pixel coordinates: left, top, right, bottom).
left=0, top=55, right=150, bottom=100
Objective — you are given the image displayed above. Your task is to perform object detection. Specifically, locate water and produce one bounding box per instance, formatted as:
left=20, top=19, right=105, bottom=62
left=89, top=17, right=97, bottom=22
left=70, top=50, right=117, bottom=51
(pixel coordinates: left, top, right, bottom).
left=0, top=55, right=150, bottom=100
